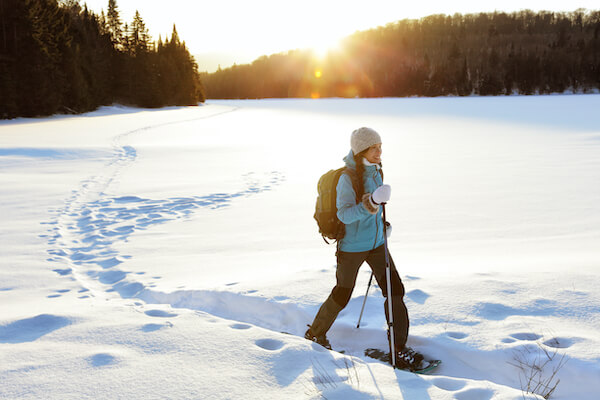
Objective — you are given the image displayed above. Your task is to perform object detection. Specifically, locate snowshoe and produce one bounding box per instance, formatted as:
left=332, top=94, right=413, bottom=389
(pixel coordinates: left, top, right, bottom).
left=365, top=347, right=441, bottom=374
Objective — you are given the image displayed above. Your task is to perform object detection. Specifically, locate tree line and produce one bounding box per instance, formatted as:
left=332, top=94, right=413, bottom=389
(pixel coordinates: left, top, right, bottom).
left=201, top=9, right=600, bottom=99
left=0, top=0, right=205, bottom=119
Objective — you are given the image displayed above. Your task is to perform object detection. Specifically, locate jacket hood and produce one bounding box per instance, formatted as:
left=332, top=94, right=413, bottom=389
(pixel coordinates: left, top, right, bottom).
left=343, top=150, right=356, bottom=169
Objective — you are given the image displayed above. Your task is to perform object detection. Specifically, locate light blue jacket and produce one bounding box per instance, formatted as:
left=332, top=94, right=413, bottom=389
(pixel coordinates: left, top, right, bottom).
left=336, top=150, right=385, bottom=252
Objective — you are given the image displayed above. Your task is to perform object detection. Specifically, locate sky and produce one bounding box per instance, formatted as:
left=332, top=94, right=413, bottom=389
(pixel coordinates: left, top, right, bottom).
left=82, top=0, right=598, bottom=72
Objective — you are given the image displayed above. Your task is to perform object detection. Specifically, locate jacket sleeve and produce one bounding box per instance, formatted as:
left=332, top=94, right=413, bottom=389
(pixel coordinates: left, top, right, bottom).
left=336, top=173, right=372, bottom=224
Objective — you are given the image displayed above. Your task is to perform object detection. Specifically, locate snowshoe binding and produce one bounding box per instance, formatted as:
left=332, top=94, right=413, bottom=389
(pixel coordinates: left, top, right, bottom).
left=304, top=325, right=332, bottom=350
left=395, top=347, right=425, bottom=371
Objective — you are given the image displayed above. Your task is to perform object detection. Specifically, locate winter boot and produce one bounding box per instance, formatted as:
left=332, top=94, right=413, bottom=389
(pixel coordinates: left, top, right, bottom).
left=304, top=325, right=332, bottom=350
left=395, top=347, right=424, bottom=371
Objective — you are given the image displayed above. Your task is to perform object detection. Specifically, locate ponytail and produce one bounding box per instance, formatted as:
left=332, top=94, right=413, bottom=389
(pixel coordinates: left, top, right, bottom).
left=353, top=152, right=366, bottom=200
left=353, top=151, right=384, bottom=201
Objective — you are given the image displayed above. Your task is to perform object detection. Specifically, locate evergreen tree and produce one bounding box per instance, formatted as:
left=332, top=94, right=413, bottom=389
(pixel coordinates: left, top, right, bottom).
left=16, top=0, right=72, bottom=116
left=155, top=24, right=204, bottom=105
left=106, top=0, right=122, bottom=48
left=127, top=11, right=158, bottom=106
left=130, top=10, right=150, bottom=55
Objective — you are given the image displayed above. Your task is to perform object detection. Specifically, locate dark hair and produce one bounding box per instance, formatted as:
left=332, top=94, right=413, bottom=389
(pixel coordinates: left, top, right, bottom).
left=353, top=149, right=383, bottom=201
left=353, top=151, right=367, bottom=199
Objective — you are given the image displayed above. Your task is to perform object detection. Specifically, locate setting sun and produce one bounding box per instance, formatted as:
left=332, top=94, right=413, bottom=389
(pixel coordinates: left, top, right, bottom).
left=309, top=35, right=344, bottom=60
left=314, top=69, right=322, bottom=79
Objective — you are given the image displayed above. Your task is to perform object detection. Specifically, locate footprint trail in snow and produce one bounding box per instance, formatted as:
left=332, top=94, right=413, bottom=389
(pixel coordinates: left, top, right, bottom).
left=44, top=171, right=285, bottom=299
left=42, top=109, right=285, bottom=305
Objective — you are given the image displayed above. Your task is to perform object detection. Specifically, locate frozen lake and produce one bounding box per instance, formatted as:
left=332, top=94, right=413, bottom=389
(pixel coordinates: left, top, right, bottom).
left=1, top=96, right=599, bottom=399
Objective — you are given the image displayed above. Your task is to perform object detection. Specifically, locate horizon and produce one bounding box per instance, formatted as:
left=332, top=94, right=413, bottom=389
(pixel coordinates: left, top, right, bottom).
left=74, top=1, right=599, bottom=72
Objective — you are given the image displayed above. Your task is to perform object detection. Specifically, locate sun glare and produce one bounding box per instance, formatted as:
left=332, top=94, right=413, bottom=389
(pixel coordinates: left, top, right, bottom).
left=310, top=34, right=343, bottom=60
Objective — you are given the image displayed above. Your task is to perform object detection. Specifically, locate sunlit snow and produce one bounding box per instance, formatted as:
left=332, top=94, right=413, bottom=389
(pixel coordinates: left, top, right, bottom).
left=1, top=96, right=599, bottom=399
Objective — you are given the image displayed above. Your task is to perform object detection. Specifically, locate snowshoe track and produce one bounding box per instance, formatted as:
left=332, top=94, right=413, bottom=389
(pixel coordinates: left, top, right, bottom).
left=43, top=107, right=285, bottom=307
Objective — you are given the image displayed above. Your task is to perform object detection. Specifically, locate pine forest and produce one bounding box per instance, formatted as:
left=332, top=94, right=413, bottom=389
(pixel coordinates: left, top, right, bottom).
left=202, top=10, right=600, bottom=99
left=0, top=0, right=205, bottom=119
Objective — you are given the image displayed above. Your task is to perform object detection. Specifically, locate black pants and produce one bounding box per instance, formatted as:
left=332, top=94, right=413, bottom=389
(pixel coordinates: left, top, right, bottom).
left=309, top=244, right=409, bottom=351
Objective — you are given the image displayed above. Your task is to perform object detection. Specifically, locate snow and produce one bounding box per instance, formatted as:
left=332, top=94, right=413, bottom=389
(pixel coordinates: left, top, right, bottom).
left=1, top=96, right=599, bottom=399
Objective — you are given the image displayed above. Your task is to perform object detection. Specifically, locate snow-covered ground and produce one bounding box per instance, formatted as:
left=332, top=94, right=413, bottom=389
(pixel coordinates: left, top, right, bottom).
left=1, top=96, right=599, bottom=399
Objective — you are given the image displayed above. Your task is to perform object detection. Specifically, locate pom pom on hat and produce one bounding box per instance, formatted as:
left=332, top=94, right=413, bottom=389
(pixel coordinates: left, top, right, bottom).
left=351, top=127, right=382, bottom=155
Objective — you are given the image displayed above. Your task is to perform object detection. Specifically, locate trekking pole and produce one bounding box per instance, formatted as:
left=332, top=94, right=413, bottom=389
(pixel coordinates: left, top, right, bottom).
left=382, top=203, right=396, bottom=368
left=356, top=272, right=374, bottom=328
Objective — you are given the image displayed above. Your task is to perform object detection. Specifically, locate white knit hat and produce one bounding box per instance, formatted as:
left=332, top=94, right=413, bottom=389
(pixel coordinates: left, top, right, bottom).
left=351, top=127, right=382, bottom=155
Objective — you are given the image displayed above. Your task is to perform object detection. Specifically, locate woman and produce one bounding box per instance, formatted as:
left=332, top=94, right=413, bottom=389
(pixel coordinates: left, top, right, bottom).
left=305, top=127, right=423, bottom=370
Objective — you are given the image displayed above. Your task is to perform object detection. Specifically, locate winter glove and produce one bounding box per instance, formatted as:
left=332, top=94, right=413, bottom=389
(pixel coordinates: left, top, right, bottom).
left=362, top=184, right=392, bottom=215
left=371, top=184, right=391, bottom=205
left=385, top=222, right=392, bottom=238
